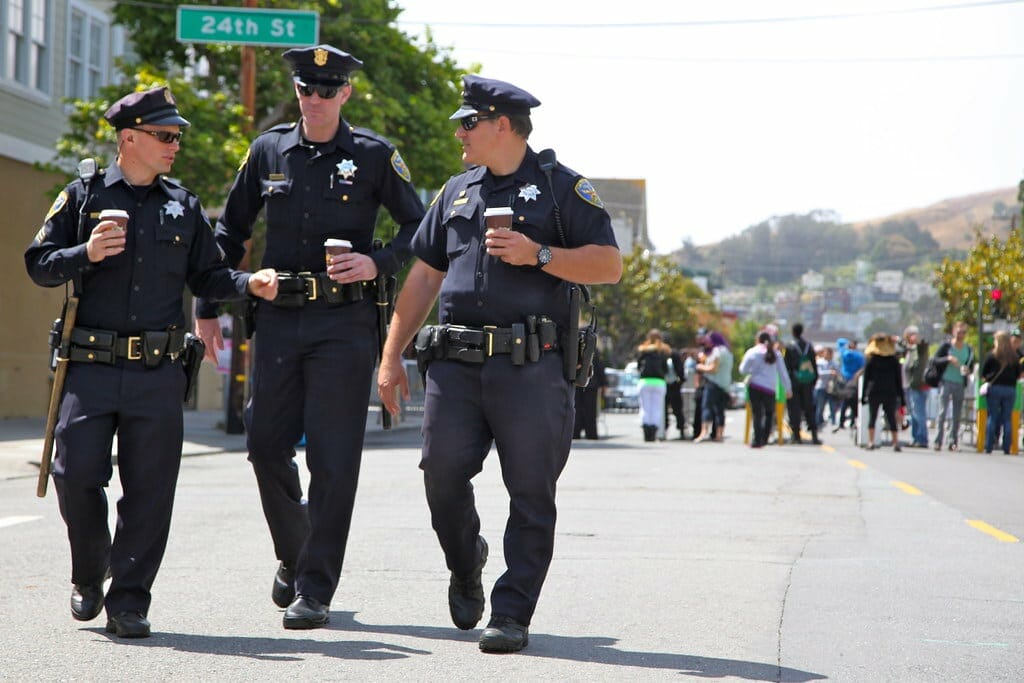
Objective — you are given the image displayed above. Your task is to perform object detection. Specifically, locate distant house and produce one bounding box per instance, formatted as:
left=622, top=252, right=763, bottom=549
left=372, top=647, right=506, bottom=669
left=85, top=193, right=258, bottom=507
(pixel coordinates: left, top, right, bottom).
left=589, top=178, right=648, bottom=252
left=2, top=1, right=123, bottom=417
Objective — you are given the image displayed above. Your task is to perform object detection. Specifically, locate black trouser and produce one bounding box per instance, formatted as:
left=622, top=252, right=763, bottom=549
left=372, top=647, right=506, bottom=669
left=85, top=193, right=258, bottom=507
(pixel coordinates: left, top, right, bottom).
left=664, top=381, right=683, bottom=432
left=420, top=353, right=573, bottom=626
left=749, top=387, right=775, bottom=446
left=787, top=382, right=817, bottom=439
left=245, top=298, right=377, bottom=605
left=573, top=386, right=600, bottom=439
left=692, top=385, right=703, bottom=439
left=54, top=359, right=186, bottom=617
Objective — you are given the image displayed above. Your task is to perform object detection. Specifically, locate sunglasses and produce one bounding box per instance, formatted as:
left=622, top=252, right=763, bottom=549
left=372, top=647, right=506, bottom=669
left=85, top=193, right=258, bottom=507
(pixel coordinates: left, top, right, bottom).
left=297, top=83, right=342, bottom=99
left=460, top=114, right=498, bottom=131
left=132, top=128, right=183, bottom=144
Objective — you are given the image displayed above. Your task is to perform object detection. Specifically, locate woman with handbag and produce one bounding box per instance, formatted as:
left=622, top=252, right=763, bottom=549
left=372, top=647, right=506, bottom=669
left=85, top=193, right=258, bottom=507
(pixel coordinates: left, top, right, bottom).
left=980, top=330, right=1022, bottom=454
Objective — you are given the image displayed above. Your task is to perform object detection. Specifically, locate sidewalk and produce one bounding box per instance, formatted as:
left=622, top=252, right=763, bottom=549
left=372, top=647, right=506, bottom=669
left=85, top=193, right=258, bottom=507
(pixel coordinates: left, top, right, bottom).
left=0, top=406, right=421, bottom=481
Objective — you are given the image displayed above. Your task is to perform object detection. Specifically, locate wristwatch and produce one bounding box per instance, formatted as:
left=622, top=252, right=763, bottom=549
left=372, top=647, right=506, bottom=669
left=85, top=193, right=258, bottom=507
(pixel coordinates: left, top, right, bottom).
left=536, top=245, right=552, bottom=268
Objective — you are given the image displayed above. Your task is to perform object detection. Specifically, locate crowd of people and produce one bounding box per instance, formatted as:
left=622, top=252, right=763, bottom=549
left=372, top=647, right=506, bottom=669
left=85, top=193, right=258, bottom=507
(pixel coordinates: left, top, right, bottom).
left=599, top=321, right=1024, bottom=455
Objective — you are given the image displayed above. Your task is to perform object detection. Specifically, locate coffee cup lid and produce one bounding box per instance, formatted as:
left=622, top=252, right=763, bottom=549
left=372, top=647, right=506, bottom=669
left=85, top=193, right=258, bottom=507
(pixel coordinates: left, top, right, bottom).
left=99, top=209, right=129, bottom=219
left=483, top=207, right=513, bottom=216
left=324, top=238, right=352, bottom=247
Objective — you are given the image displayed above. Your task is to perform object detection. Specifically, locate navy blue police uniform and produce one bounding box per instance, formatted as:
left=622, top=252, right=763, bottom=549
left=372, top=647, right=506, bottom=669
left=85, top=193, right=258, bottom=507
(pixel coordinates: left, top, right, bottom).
left=24, top=87, right=254, bottom=629
left=195, top=45, right=425, bottom=615
left=413, top=76, right=618, bottom=629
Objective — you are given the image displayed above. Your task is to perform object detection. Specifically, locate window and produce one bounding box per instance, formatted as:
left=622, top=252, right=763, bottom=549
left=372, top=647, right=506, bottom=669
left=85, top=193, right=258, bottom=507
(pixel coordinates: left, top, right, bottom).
left=66, top=2, right=108, bottom=100
left=4, top=0, right=50, bottom=93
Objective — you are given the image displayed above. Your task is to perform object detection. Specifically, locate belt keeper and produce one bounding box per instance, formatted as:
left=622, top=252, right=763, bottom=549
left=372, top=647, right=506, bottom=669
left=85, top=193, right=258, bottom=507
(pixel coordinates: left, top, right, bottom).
left=510, top=323, right=526, bottom=365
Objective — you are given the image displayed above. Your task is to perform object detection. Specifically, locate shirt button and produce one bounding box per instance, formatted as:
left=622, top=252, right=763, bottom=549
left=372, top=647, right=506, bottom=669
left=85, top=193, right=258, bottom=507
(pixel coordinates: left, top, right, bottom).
left=138, top=229, right=144, bottom=235
left=476, top=272, right=483, bottom=278
left=137, top=257, right=143, bottom=263
left=133, top=285, right=140, bottom=291
left=303, top=212, right=310, bottom=218
left=130, top=314, right=137, bottom=321
left=477, top=301, right=483, bottom=307
left=305, top=186, right=311, bottom=192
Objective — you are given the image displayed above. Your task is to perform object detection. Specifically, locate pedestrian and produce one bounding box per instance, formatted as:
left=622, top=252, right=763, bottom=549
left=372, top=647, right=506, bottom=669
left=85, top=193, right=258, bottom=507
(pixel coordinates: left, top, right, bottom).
left=784, top=323, right=820, bottom=444
left=663, top=342, right=686, bottom=439
left=900, top=326, right=931, bottom=448
left=636, top=329, right=671, bottom=442
left=862, top=333, right=905, bottom=451
left=694, top=331, right=733, bottom=442
left=573, top=350, right=606, bottom=440
left=24, top=86, right=279, bottom=638
left=376, top=74, right=621, bottom=653
left=932, top=321, right=975, bottom=452
left=739, top=331, right=792, bottom=448
left=193, top=45, right=426, bottom=630
left=980, top=330, right=1021, bottom=454
left=833, top=338, right=865, bottom=432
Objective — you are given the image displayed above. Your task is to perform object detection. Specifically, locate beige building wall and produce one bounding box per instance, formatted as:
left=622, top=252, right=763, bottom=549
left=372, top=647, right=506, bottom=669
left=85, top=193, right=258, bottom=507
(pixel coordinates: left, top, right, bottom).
left=2, top=156, right=67, bottom=416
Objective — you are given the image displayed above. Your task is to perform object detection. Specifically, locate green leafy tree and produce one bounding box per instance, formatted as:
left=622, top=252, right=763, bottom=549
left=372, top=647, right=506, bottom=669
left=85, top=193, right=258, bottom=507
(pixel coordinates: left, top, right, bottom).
left=595, top=245, right=715, bottom=367
left=933, top=227, right=1024, bottom=332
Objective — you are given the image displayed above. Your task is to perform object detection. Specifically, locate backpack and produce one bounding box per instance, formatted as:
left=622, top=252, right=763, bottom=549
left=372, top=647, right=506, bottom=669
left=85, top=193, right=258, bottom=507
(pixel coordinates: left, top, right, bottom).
left=794, top=340, right=816, bottom=384
left=923, top=358, right=943, bottom=388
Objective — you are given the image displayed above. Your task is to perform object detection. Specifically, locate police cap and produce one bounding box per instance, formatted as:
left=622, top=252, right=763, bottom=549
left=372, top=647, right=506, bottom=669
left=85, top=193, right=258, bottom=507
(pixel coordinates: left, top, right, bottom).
left=283, top=44, right=363, bottom=85
left=449, top=75, right=541, bottom=120
left=103, top=86, right=190, bottom=129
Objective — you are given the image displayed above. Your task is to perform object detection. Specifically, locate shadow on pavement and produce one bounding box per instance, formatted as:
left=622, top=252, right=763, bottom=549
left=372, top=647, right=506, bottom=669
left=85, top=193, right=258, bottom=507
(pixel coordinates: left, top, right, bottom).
left=85, top=611, right=826, bottom=680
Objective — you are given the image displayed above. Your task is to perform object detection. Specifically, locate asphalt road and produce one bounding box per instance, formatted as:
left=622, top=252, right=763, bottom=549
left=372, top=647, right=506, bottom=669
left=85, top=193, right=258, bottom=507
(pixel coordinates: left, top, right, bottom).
left=1, top=409, right=1022, bottom=681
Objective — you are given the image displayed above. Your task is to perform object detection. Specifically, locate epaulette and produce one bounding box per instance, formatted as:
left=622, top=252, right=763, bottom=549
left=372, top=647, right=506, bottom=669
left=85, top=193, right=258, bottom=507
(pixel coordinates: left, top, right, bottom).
left=261, top=121, right=299, bottom=137
left=349, top=125, right=390, bottom=146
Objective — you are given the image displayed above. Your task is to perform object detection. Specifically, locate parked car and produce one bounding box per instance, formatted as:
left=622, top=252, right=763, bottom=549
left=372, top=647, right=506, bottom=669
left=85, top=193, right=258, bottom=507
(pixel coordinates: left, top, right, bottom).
left=604, top=368, right=640, bottom=412
left=728, top=381, right=748, bottom=409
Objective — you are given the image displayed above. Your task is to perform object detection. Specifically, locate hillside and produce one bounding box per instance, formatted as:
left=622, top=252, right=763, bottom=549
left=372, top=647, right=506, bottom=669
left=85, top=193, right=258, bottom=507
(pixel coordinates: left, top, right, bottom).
left=852, top=187, right=1020, bottom=250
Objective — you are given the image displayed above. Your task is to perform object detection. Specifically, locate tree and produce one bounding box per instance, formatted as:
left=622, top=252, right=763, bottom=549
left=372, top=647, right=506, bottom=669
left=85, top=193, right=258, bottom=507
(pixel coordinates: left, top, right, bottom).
left=45, top=0, right=467, bottom=211
left=933, top=226, right=1024, bottom=331
left=595, top=245, right=715, bottom=367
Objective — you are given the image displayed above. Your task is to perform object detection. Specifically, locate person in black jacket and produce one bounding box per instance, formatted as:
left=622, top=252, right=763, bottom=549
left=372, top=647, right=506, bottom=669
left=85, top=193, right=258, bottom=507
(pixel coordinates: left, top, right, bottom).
left=862, top=333, right=906, bottom=451
left=573, top=351, right=606, bottom=440
left=663, top=343, right=685, bottom=440
left=784, top=323, right=820, bottom=444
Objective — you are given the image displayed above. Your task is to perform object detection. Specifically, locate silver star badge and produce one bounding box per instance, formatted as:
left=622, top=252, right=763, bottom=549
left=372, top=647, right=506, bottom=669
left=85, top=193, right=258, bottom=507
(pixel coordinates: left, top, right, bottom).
left=162, top=200, right=185, bottom=219
left=336, top=159, right=358, bottom=180
left=518, top=183, right=541, bottom=202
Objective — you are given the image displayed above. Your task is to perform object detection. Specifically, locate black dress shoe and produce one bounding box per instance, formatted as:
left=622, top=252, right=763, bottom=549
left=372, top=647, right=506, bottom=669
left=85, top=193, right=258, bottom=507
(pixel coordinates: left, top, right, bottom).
left=479, top=615, right=529, bottom=653
left=105, top=612, right=151, bottom=638
left=272, top=562, right=296, bottom=608
left=70, top=584, right=104, bottom=621
left=449, top=536, right=488, bottom=630
left=283, top=595, right=329, bottom=629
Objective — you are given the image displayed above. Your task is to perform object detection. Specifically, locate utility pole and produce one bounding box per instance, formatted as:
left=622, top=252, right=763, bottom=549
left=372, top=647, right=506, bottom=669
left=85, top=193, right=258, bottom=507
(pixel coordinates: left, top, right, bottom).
left=225, top=0, right=258, bottom=434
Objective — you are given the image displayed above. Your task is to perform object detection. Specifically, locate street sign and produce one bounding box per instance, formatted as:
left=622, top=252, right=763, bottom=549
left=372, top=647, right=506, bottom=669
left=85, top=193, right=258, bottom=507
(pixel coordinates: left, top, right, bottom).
left=176, top=6, right=319, bottom=47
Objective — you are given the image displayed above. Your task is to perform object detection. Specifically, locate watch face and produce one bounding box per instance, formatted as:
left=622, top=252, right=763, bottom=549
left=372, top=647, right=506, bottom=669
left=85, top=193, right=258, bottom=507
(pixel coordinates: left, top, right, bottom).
left=538, top=246, right=552, bottom=265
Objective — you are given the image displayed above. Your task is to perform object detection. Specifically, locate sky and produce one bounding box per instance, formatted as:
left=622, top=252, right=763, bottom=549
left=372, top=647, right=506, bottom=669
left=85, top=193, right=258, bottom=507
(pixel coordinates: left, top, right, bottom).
left=393, top=0, right=1024, bottom=252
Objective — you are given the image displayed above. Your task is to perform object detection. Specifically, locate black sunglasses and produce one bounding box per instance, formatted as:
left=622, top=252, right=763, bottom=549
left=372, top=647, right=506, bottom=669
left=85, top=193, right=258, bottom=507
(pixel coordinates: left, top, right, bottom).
left=131, top=128, right=183, bottom=144
left=460, top=114, right=498, bottom=131
left=297, top=83, right=342, bottom=99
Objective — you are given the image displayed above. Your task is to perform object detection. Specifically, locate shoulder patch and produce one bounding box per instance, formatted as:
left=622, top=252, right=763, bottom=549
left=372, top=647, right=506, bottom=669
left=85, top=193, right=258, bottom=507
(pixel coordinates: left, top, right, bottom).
left=391, top=150, right=412, bottom=183
left=44, top=190, right=69, bottom=222
left=574, top=178, right=604, bottom=209
left=429, top=182, right=447, bottom=208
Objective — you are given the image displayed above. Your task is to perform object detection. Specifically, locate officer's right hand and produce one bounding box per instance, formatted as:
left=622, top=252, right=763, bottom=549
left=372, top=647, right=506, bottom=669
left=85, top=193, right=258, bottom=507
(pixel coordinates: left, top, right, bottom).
left=195, top=317, right=223, bottom=364
left=377, top=353, right=409, bottom=417
left=86, top=221, right=127, bottom=262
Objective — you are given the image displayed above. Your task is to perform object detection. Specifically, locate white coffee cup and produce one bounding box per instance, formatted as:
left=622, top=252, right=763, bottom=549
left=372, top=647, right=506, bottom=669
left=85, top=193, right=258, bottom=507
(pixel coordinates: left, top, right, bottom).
left=483, top=207, right=514, bottom=230
left=324, top=238, right=353, bottom=265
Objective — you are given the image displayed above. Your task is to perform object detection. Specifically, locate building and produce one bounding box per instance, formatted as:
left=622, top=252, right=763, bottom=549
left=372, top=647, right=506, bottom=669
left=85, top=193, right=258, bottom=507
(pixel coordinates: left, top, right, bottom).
left=589, top=178, right=647, bottom=252
left=2, top=1, right=123, bottom=416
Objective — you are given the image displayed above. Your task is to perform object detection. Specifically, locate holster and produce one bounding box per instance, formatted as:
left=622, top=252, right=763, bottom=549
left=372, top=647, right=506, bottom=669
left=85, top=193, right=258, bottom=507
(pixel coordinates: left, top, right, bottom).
left=181, top=333, right=206, bottom=403
left=414, top=325, right=444, bottom=376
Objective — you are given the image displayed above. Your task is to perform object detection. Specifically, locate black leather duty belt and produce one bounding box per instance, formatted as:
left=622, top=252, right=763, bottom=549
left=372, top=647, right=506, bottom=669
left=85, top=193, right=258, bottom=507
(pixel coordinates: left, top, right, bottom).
left=415, top=319, right=559, bottom=367
left=68, top=327, right=186, bottom=368
left=271, top=271, right=369, bottom=308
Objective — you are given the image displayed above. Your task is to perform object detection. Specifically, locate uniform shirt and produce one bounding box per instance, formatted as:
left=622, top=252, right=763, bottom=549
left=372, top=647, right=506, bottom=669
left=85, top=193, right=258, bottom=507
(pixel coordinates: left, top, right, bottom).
left=25, top=163, right=251, bottom=333
left=196, top=119, right=424, bottom=318
left=411, top=146, right=617, bottom=330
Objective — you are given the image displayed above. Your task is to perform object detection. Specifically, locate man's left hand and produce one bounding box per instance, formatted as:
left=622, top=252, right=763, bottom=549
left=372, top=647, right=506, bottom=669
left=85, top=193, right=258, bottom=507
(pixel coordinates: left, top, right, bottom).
left=328, top=252, right=378, bottom=283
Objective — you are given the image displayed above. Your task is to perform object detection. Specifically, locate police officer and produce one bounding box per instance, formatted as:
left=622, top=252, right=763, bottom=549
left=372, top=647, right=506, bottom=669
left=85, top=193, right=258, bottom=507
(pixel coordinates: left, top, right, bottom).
left=24, top=86, right=279, bottom=638
left=377, top=75, right=622, bottom=653
left=194, top=45, right=425, bottom=630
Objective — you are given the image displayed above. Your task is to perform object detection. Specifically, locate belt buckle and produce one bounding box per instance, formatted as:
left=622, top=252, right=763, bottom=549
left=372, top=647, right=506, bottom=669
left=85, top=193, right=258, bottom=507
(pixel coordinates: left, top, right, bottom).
left=127, top=336, right=142, bottom=360
left=483, top=325, right=496, bottom=357
left=300, top=273, right=319, bottom=301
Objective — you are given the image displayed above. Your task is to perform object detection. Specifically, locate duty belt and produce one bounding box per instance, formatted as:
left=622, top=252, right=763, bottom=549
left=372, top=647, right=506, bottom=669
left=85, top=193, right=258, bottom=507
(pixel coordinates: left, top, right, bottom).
left=271, top=271, right=369, bottom=308
left=415, top=319, right=559, bottom=368
left=68, top=327, right=186, bottom=368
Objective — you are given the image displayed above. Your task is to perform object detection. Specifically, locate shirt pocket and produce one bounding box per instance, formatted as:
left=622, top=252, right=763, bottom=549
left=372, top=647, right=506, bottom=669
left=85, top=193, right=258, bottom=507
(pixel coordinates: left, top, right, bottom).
left=155, top=221, right=193, bottom=278
left=260, top=178, right=293, bottom=226
left=443, top=202, right=480, bottom=260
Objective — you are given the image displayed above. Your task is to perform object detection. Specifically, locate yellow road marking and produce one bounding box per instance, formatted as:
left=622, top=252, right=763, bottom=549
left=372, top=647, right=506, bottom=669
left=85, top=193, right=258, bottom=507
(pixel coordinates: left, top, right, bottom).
left=966, top=520, right=1020, bottom=543
left=891, top=481, right=922, bottom=496
left=847, top=459, right=867, bottom=469
left=821, top=444, right=835, bottom=453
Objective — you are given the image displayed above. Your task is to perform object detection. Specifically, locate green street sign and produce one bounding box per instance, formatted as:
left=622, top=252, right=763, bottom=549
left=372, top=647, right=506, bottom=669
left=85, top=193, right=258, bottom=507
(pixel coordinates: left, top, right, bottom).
left=176, top=6, right=319, bottom=47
